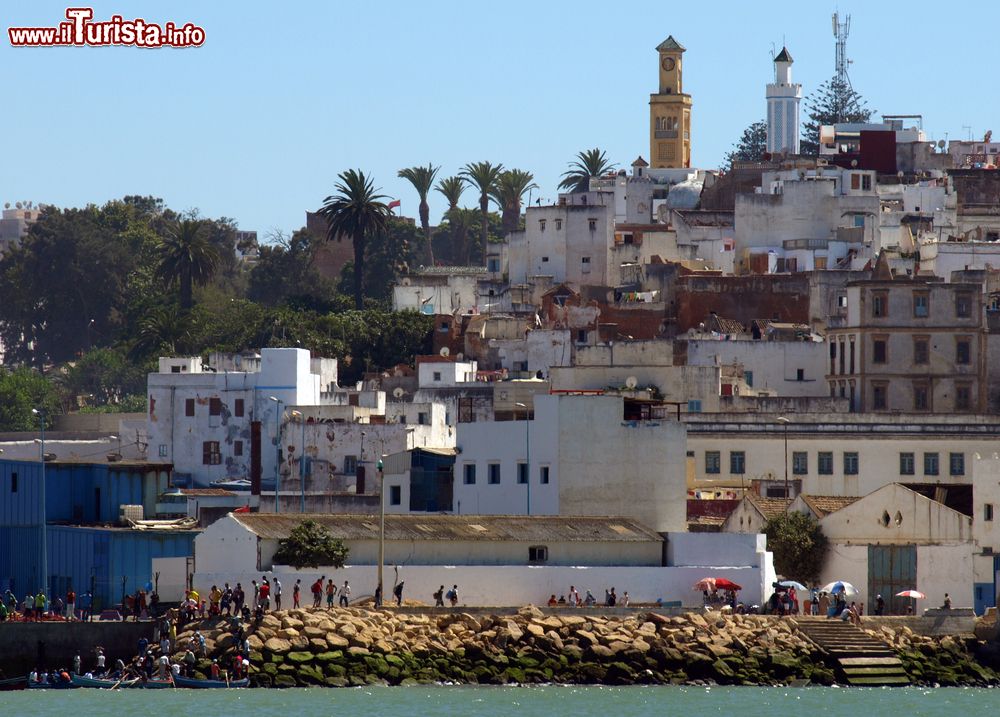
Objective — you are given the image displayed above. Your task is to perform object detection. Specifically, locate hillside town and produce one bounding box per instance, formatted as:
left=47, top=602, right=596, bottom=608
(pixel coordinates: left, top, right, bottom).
left=4, top=25, right=1000, bottom=634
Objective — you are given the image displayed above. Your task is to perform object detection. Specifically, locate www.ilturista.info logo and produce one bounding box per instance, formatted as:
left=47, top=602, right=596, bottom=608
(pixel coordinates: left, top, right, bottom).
left=8, top=7, right=205, bottom=48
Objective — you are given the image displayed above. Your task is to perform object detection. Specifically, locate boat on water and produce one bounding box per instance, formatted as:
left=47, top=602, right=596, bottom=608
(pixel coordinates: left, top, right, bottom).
left=209, top=478, right=252, bottom=491
left=71, top=674, right=173, bottom=689
left=0, top=675, right=26, bottom=691
left=27, top=678, right=77, bottom=689
left=172, top=674, right=249, bottom=689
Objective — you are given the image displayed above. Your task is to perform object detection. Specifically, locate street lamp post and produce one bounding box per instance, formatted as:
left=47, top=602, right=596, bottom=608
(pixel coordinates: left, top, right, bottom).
left=291, top=411, right=307, bottom=514
left=377, top=455, right=385, bottom=609
left=516, top=402, right=530, bottom=515
left=269, top=396, right=283, bottom=513
left=32, top=408, right=47, bottom=597
left=777, top=416, right=790, bottom=509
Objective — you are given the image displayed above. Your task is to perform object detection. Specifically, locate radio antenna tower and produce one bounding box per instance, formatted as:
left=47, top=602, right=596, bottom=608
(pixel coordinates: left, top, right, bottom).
left=832, top=12, right=852, bottom=88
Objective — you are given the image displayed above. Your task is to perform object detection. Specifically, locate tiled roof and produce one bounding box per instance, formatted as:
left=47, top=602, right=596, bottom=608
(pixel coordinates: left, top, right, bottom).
left=232, top=513, right=662, bottom=543
left=800, top=495, right=859, bottom=517
left=180, top=488, right=238, bottom=497
left=746, top=494, right=792, bottom=520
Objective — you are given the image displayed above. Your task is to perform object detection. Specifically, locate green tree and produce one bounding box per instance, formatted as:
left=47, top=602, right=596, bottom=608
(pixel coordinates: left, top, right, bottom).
left=435, top=175, right=465, bottom=214
left=128, top=306, right=193, bottom=360
left=558, top=148, right=615, bottom=193
left=319, top=169, right=392, bottom=310
left=65, top=347, right=149, bottom=407
left=764, top=511, right=829, bottom=584
left=0, top=367, right=63, bottom=431
left=460, top=161, right=504, bottom=265
left=397, top=163, right=440, bottom=265
left=344, top=218, right=420, bottom=303
left=723, top=120, right=767, bottom=170
left=247, top=228, right=333, bottom=308
left=801, top=76, right=874, bottom=155
left=155, top=218, right=220, bottom=311
left=272, top=519, right=350, bottom=569
left=490, top=169, right=538, bottom=235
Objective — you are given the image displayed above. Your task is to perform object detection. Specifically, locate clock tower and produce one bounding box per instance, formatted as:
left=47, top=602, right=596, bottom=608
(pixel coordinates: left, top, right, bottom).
left=649, top=35, right=692, bottom=169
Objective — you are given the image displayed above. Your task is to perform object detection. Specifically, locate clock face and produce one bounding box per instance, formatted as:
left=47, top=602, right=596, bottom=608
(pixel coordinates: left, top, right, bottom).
left=661, top=56, right=675, bottom=71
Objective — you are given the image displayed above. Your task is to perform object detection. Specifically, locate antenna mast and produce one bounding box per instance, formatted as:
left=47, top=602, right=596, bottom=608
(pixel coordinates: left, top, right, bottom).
left=832, top=12, right=852, bottom=88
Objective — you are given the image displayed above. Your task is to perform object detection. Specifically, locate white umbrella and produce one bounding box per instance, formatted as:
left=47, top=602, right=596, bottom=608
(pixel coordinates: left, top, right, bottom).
left=821, top=580, right=860, bottom=597
left=778, top=580, right=807, bottom=591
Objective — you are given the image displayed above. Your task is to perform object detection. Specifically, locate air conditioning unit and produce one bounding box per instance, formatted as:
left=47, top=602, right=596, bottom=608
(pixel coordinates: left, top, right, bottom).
left=119, top=504, right=144, bottom=525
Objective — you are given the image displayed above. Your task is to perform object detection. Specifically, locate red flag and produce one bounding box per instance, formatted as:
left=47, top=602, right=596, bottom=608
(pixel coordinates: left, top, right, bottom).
left=387, top=199, right=401, bottom=210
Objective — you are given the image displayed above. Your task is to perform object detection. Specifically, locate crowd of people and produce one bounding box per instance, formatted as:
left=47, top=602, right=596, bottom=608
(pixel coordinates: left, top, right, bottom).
left=0, top=588, right=96, bottom=622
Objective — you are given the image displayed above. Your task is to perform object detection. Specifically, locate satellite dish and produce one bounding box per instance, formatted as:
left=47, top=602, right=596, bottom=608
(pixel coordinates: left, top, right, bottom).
left=439, top=347, right=450, bottom=357
left=625, top=376, right=639, bottom=389
left=456, top=352, right=464, bottom=361
left=392, top=387, right=405, bottom=399
left=937, top=140, right=946, bottom=149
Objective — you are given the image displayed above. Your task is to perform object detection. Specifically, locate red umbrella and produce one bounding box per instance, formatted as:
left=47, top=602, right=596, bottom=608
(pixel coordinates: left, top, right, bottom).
left=714, top=578, right=742, bottom=591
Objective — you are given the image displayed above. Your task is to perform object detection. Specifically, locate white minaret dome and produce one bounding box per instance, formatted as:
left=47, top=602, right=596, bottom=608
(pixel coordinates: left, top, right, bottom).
left=766, top=46, right=802, bottom=155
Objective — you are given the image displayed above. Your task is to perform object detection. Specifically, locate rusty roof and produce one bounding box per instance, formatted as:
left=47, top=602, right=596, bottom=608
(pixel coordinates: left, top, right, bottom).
left=799, top=495, right=859, bottom=517
left=181, top=488, right=238, bottom=497
left=745, top=494, right=792, bottom=520
left=231, top=513, right=662, bottom=543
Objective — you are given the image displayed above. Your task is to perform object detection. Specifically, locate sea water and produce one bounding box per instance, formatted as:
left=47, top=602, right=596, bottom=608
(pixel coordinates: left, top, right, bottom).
left=4, top=685, right=999, bottom=716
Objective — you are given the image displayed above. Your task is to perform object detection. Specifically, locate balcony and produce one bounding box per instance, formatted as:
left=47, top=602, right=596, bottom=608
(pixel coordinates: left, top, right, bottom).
left=654, top=130, right=678, bottom=139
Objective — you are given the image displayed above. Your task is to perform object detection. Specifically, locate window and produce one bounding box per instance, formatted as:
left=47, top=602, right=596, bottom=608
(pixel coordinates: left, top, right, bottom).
left=588, top=219, right=597, bottom=231
left=872, top=291, right=888, bottom=318
left=234, top=399, right=245, bottom=417
left=956, top=384, right=972, bottom=411
left=851, top=173, right=861, bottom=190
left=862, top=175, right=872, bottom=191
left=209, top=397, right=223, bottom=416
left=849, top=341, right=855, bottom=374
left=956, top=338, right=971, bottom=365
left=913, top=292, right=929, bottom=317
left=830, top=340, right=837, bottom=374
left=528, top=546, right=548, bottom=563
left=554, top=219, right=562, bottom=230
left=729, top=451, right=745, bottom=475
left=344, top=455, right=358, bottom=474
left=488, top=463, right=500, bottom=485
left=433, top=371, right=442, bottom=382
left=924, top=452, right=939, bottom=476
left=986, top=504, right=995, bottom=522
left=913, top=383, right=929, bottom=411
left=872, top=382, right=888, bottom=410
left=818, top=452, right=833, bottom=475
left=705, top=451, right=721, bottom=474
left=950, top=452, right=965, bottom=476
left=10, top=472, right=17, bottom=493
left=538, top=219, right=546, bottom=231
left=839, top=340, right=845, bottom=374
left=487, top=257, right=500, bottom=272
left=956, top=292, right=972, bottom=318
left=843, top=452, right=859, bottom=475
left=185, top=398, right=195, bottom=417
left=872, top=338, right=887, bottom=364
left=914, top=338, right=928, bottom=365
left=389, top=485, right=401, bottom=506
left=202, top=441, right=221, bottom=465
left=576, top=329, right=587, bottom=343
left=792, top=452, right=808, bottom=475
left=796, top=368, right=805, bottom=382
left=581, top=256, right=591, bottom=273
left=158, top=444, right=168, bottom=458
left=517, top=463, right=528, bottom=484
left=171, top=366, right=181, bottom=373
left=745, top=370, right=754, bottom=388
left=463, top=464, right=476, bottom=485
left=417, top=412, right=429, bottom=425
left=234, top=440, right=244, bottom=457
left=540, top=466, right=550, bottom=484
left=899, top=452, right=915, bottom=475
left=687, top=399, right=702, bottom=413
left=541, top=256, right=549, bottom=263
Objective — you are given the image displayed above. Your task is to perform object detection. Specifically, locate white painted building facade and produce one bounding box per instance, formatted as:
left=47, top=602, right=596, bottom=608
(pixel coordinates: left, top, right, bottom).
left=452, top=394, right=688, bottom=532
left=765, top=48, right=801, bottom=155
left=684, top=338, right=828, bottom=397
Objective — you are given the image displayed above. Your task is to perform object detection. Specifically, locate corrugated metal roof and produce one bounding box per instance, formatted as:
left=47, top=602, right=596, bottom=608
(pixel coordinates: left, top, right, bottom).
left=231, top=513, right=662, bottom=543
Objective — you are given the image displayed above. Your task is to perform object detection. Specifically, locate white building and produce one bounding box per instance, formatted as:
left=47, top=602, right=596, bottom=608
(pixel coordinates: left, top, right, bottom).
left=765, top=47, right=801, bottom=155
left=392, top=267, right=490, bottom=315
left=452, top=394, right=688, bottom=532
left=684, top=337, right=828, bottom=397
left=147, top=348, right=337, bottom=488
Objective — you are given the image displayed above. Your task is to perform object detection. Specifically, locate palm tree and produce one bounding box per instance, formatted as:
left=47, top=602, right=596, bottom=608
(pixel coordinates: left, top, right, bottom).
left=155, top=218, right=220, bottom=311
left=319, top=169, right=392, bottom=309
left=435, top=175, right=466, bottom=216
left=444, top=207, right=480, bottom=266
left=460, top=161, right=504, bottom=265
left=129, top=306, right=191, bottom=360
left=490, top=169, right=538, bottom=235
left=558, top=148, right=616, bottom=193
left=397, top=163, right=440, bottom=265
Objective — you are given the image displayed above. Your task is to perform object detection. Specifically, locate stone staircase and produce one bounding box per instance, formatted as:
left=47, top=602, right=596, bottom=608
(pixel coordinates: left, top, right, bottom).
left=792, top=617, right=910, bottom=686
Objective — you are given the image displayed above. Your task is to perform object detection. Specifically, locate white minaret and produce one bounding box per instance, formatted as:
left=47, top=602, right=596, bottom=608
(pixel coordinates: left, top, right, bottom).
left=766, top=47, right=802, bottom=155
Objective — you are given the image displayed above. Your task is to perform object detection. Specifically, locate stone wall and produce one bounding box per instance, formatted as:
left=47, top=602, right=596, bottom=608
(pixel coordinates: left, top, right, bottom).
left=0, top=620, right=154, bottom=675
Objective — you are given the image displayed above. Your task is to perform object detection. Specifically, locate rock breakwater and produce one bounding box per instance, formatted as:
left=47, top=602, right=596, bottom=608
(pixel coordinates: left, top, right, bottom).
left=173, top=607, right=1000, bottom=687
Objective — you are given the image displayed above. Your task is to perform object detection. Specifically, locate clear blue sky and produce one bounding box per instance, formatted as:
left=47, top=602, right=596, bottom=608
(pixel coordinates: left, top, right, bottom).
left=1, top=1, right=994, bottom=239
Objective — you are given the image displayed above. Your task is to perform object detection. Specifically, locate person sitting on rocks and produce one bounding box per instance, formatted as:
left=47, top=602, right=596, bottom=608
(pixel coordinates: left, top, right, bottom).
left=942, top=593, right=952, bottom=609
left=547, top=594, right=558, bottom=607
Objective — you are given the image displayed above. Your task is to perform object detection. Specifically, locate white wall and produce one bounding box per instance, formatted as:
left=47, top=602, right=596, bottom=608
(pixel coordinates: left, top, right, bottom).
left=686, top=339, right=828, bottom=396
left=151, top=556, right=189, bottom=602
left=392, top=274, right=482, bottom=315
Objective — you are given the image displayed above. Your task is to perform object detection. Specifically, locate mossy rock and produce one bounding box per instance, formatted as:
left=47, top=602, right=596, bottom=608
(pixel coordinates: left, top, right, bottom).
left=273, top=674, right=297, bottom=688
left=384, top=654, right=405, bottom=668
left=605, top=661, right=636, bottom=685
left=314, top=651, right=343, bottom=664
left=269, top=653, right=285, bottom=664
left=504, top=667, right=526, bottom=684
left=262, top=662, right=278, bottom=676
left=348, top=675, right=368, bottom=687
left=298, top=664, right=325, bottom=684
left=712, top=659, right=736, bottom=680
left=250, top=674, right=272, bottom=688
left=277, top=663, right=298, bottom=674
left=768, top=651, right=801, bottom=676
left=324, top=663, right=347, bottom=678
left=399, top=677, right=420, bottom=687
left=286, top=651, right=314, bottom=664
left=364, top=655, right=389, bottom=675
left=325, top=676, right=349, bottom=687
left=249, top=651, right=264, bottom=663
left=578, top=663, right=607, bottom=683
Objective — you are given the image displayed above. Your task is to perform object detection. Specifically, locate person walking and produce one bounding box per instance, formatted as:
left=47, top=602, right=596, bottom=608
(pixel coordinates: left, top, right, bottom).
left=325, top=579, right=336, bottom=608
left=433, top=585, right=445, bottom=607
left=393, top=581, right=404, bottom=607
left=339, top=580, right=350, bottom=607
left=65, top=588, right=76, bottom=621
left=293, top=579, right=301, bottom=608
left=273, top=578, right=282, bottom=611
left=447, top=585, right=459, bottom=607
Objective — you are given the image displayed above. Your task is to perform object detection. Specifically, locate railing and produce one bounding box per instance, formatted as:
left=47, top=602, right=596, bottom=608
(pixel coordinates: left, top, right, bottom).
left=654, top=130, right=678, bottom=139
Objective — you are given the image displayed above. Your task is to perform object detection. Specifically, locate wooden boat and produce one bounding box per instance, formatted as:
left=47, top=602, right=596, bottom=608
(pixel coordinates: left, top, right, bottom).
left=27, top=677, right=78, bottom=689
left=0, top=675, right=26, bottom=691
left=71, top=673, right=173, bottom=689
left=172, top=674, right=248, bottom=689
